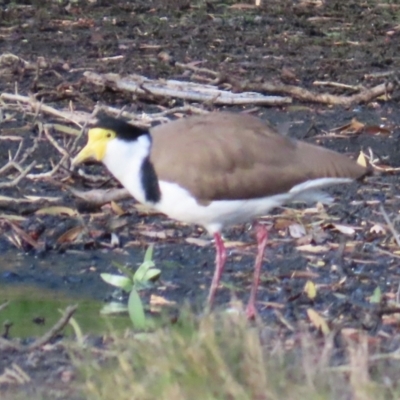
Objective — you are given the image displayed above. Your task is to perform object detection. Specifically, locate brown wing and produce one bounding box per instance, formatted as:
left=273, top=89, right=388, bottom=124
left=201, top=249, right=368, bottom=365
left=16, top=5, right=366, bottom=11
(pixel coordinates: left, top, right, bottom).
left=150, top=112, right=369, bottom=202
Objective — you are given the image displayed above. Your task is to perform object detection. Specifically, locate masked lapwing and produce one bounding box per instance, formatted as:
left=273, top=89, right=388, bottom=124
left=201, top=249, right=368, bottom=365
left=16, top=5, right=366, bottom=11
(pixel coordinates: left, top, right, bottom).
left=72, top=112, right=370, bottom=318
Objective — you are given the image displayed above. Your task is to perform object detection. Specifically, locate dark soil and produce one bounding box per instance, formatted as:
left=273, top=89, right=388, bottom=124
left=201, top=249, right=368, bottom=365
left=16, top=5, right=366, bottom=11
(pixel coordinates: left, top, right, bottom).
left=1, top=0, right=400, bottom=398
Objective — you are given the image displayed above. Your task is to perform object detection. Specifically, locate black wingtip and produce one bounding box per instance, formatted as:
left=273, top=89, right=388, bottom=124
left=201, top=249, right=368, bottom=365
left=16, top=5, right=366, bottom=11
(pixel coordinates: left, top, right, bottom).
left=358, top=163, right=376, bottom=181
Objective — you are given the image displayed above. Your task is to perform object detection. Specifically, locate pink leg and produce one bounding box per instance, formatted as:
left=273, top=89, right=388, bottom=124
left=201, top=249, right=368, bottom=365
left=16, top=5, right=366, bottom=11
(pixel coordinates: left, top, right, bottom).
left=246, top=224, right=268, bottom=320
left=207, top=232, right=227, bottom=309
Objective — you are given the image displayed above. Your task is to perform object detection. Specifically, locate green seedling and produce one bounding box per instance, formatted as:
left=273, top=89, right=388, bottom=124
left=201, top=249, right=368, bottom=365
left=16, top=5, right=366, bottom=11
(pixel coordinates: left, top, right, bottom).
left=100, top=245, right=161, bottom=329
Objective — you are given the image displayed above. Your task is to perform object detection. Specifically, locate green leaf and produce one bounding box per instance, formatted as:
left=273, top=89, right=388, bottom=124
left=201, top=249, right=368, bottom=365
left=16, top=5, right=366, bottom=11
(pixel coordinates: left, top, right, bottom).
left=370, top=286, right=382, bottom=304
left=134, top=260, right=155, bottom=283
left=68, top=316, right=85, bottom=345
left=144, top=244, right=154, bottom=263
left=112, top=261, right=134, bottom=280
left=100, top=273, right=133, bottom=292
left=133, top=245, right=159, bottom=285
left=142, top=268, right=161, bottom=282
left=128, top=288, right=147, bottom=329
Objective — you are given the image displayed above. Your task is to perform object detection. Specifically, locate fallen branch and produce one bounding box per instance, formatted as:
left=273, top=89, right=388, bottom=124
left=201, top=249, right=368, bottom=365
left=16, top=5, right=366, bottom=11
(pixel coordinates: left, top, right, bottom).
left=313, top=80, right=365, bottom=92
left=83, top=70, right=394, bottom=107
left=229, top=79, right=394, bottom=106
left=83, top=71, right=292, bottom=106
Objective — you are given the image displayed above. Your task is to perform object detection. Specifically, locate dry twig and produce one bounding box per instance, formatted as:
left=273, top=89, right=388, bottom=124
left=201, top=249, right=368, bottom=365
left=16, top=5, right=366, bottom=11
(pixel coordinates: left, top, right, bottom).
left=0, top=305, right=78, bottom=352
left=0, top=93, right=88, bottom=125
left=69, top=187, right=130, bottom=206
left=0, top=161, right=36, bottom=189
left=0, top=301, right=9, bottom=312
left=379, top=204, right=400, bottom=248
left=27, top=305, right=78, bottom=351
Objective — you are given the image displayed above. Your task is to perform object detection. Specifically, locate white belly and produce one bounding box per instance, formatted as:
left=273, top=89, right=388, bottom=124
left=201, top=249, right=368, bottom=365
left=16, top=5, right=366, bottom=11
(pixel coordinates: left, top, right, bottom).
left=153, top=177, right=352, bottom=234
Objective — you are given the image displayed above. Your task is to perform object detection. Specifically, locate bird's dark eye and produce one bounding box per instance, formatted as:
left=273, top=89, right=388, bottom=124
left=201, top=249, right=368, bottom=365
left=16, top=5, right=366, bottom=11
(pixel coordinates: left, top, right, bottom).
left=106, top=133, right=112, bottom=138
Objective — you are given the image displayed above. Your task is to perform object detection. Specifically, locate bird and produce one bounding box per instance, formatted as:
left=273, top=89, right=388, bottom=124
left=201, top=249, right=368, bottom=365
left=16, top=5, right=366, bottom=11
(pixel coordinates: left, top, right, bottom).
left=72, top=112, right=371, bottom=319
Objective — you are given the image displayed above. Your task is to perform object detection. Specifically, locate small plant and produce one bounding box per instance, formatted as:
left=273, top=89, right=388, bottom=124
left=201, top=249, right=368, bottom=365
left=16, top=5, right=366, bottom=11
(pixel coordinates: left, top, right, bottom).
left=100, top=245, right=161, bottom=329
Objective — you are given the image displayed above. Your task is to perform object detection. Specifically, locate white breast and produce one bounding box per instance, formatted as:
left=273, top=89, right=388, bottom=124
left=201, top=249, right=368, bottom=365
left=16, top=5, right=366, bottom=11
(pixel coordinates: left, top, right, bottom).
left=103, top=136, right=152, bottom=204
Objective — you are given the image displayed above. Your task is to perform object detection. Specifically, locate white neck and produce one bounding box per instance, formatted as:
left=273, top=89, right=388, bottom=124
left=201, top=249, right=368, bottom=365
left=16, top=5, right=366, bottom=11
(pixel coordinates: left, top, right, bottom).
left=103, top=136, right=152, bottom=204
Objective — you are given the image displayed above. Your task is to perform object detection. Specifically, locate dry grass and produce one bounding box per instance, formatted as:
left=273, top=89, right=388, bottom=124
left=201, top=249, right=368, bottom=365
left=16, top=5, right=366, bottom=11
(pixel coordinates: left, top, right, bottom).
left=77, top=310, right=400, bottom=400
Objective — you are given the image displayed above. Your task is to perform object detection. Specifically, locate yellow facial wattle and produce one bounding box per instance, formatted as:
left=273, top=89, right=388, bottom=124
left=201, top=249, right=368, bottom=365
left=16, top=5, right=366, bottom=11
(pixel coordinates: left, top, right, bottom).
left=72, top=128, right=116, bottom=166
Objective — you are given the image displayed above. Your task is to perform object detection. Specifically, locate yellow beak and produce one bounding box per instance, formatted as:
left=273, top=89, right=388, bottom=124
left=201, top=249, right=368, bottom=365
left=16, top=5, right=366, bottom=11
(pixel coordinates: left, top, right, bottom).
left=72, top=129, right=108, bottom=166
left=72, top=143, right=96, bottom=166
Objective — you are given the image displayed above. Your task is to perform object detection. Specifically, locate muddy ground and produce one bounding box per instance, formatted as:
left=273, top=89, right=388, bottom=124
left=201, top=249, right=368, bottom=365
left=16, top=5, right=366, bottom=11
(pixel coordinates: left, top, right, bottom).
left=1, top=0, right=400, bottom=398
